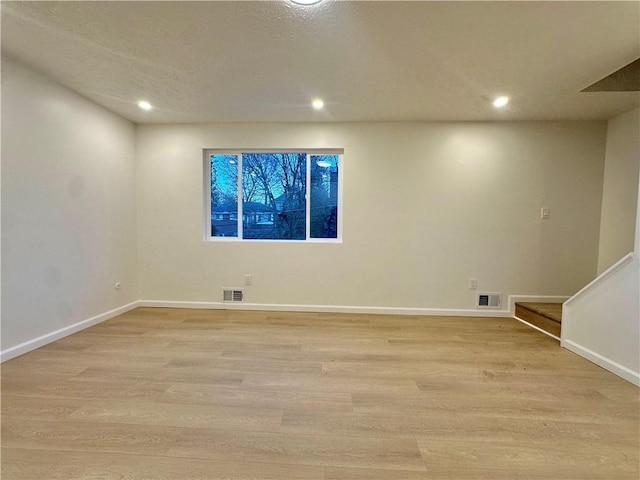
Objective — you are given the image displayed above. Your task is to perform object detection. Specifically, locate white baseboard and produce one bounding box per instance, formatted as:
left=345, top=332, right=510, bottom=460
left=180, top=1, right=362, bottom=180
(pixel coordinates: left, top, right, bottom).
left=138, top=300, right=512, bottom=318
left=507, top=295, right=569, bottom=316
left=561, top=339, right=640, bottom=387
left=0, top=301, right=140, bottom=363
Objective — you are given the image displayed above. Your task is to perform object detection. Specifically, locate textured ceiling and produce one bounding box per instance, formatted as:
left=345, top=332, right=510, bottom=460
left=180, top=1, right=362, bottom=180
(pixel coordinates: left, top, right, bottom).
left=2, top=1, right=639, bottom=124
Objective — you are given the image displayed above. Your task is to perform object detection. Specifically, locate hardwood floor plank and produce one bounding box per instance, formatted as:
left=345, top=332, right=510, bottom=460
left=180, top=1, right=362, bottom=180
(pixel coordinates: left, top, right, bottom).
left=321, top=359, right=485, bottom=378
left=280, top=408, right=636, bottom=446
left=1, top=418, right=181, bottom=456
left=1, top=373, right=171, bottom=401
left=165, top=356, right=322, bottom=374
left=140, top=327, right=231, bottom=339
left=0, top=448, right=63, bottom=479
left=1, top=348, right=169, bottom=370
left=352, top=390, right=639, bottom=422
left=161, top=383, right=353, bottom=412
left=0, top=394, right=84, bottom=421
left=71, top=365, right=245, bottom=387
left=415, top=371, right=617, bottom=403
left=418, top=438, right=639, bottom=479
left=38, top=332, right=172, bottom=353
left=324, top=465, right=428, bottom=480
left=43, top=450, right=326, bottom=480
left=67, top=399, right=283, bottom=432
left=0, top=355, right=89, bottom=377
left=241, top=372, right=420, bottom=395
left=168, top=428, right=426, bottom=472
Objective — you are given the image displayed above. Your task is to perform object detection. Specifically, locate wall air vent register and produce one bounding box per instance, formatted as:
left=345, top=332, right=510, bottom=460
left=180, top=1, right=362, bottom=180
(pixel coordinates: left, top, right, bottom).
left=223, top=289, right=244, bottom=302
left=477, top=293, right=502, bottom=308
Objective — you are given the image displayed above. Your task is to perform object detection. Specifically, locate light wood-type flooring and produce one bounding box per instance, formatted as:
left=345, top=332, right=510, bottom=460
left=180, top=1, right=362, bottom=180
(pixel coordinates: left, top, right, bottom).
left=1, top=308, right=639, bottom=479
left=515, top=302, right=563, bottom=338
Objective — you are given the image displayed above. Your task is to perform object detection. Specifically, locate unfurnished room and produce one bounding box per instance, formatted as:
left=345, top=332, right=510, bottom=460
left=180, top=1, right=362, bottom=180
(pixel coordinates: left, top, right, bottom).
left=1, top=1, right=639, bottom=479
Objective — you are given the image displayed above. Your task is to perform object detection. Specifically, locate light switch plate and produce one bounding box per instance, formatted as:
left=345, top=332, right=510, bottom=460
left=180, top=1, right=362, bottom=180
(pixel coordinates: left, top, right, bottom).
left=541, top=207, right=550, bottom=219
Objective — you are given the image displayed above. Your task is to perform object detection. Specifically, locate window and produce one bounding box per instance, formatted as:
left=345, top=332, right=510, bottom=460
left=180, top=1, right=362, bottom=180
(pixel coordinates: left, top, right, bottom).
left=205, top=150, right=342, bottom=241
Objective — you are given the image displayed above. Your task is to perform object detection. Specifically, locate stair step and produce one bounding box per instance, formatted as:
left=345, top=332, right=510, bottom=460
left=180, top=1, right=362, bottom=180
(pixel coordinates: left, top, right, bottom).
left=515, top=302, right=562, bottom=338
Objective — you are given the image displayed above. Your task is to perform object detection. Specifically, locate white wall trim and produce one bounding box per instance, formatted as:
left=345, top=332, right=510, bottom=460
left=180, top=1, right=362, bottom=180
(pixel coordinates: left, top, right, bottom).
left=138, top=300, right=512, bottom=317
left=507, top=295, right=570, bottom=316
left=513, top=315, right=560, bottom=341
left=561, top=338, right=640, bottom=387
left=0, top=301, right=139, bottom=363
left=564, top=252, right=635, bottom=306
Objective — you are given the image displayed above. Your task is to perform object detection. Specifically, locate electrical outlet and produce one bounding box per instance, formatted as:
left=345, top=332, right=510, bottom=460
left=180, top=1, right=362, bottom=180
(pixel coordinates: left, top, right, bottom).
left=244, top=275, right=253, bottom=286
left=469, top=278, right=477, bottom=290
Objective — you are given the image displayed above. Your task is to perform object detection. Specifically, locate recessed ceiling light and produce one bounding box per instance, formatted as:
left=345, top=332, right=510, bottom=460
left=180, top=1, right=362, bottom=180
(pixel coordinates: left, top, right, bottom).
left=312, top=99, right=324, bottom=110
left=291, top=0, right=323, bottom=5
left=492, top=96, right=509, bottom=108
left=138, top=100, right=152, bottom=111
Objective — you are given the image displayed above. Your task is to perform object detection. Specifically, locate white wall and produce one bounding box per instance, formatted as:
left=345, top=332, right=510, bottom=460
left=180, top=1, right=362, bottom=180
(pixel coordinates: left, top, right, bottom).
left=562, top=108, right=640, bottom=386
left=597, top=107, right=640, bottom=273
left=562, top=253, right=639, bottom=385
left=136, top=122, right=606, bottom=311
left=1, top=57, right=138, bottom=353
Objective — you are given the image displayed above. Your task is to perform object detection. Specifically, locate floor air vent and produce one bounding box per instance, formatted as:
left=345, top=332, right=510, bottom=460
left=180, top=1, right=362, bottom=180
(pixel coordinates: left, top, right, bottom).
left=477, top=292, right=502, bottom=308
left=223, top=288, right=244, bottom=302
